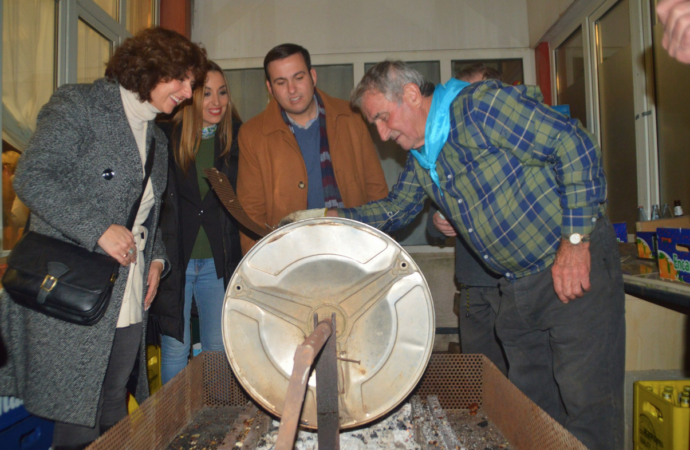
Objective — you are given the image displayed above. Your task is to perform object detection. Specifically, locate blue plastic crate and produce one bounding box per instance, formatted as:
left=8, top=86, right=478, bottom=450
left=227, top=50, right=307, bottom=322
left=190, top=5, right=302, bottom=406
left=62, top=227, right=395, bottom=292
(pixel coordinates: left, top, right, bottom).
left=0, top=415, right=54, bottom=450
left=613, top=222, right=628, bottom=243
left=0, top=397, right=30, bottom=433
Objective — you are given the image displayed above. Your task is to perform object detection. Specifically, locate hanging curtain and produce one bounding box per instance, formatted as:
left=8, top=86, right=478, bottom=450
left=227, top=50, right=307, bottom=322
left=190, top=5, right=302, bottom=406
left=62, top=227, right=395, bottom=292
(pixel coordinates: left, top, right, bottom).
left=77, top=19, right=112, bottom=84
left=126, top=0, right=154, bottom=36
left=2, top=0, right=56, bottom=150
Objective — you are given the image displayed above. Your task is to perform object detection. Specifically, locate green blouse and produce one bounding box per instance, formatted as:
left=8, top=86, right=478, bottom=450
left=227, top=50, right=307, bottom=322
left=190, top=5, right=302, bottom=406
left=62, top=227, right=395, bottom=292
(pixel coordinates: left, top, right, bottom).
left=189, top=136, right=215, bottom=259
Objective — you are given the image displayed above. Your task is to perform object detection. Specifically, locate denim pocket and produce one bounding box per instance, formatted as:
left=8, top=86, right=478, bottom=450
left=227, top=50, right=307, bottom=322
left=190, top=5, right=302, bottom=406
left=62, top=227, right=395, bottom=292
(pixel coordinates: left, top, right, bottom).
left=599, top=217, right=621, bottom=282
left=511, top=268, right=556, bottom=328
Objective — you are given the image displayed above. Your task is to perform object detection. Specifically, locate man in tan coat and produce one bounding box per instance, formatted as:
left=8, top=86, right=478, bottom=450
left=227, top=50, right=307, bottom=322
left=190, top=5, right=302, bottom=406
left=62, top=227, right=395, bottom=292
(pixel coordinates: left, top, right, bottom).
left=237, top=43, right=388, bottom=253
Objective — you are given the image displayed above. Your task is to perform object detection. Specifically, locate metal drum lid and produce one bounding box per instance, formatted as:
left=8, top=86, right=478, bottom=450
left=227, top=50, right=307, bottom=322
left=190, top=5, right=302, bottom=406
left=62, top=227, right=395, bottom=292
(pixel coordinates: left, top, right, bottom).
left=222, top=217, right=435, bottom=429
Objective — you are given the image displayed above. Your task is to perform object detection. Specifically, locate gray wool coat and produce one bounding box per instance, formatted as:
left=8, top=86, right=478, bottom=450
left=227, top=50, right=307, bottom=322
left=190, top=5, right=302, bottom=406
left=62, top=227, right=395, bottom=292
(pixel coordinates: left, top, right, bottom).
left=0, top=78, right=170, bottom=427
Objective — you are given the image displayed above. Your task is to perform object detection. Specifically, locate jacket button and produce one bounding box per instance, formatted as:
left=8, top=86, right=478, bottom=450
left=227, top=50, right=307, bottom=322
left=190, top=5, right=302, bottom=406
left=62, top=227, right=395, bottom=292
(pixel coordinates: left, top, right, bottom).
left=199, top=210, right=204, bottom=215
left=298, top=181, right=305, bottom=189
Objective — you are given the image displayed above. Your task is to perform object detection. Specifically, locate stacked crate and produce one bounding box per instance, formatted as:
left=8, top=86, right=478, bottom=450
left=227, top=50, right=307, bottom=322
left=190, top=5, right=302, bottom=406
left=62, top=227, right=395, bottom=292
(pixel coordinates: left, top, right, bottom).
left=0, top=397, right=54, bottom=450
left=634, top=380, right=690, bottom=450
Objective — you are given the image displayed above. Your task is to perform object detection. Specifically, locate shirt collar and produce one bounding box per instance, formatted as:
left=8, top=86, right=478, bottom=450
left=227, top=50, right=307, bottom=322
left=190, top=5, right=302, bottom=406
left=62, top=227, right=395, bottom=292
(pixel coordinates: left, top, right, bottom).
left=285, top=95, right=320, bottom=129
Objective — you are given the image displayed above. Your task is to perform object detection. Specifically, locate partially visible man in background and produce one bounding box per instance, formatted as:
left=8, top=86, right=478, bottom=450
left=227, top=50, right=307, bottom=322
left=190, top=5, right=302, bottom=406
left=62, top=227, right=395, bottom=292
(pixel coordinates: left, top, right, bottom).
left=426, top=62, right=507, bottom=376
left=455, top=62, right=501, bottom=84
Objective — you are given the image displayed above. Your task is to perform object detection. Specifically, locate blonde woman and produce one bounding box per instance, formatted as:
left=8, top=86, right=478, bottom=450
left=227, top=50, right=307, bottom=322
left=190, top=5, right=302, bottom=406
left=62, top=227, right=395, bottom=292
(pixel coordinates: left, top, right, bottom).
left=152, top=61, right=243, bottom=383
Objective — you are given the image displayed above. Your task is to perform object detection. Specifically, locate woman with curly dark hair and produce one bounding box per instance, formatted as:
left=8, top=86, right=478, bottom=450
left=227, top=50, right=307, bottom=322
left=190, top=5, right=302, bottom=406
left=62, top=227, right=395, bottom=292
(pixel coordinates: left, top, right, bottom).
left=0, top=27, right=207, bottom=449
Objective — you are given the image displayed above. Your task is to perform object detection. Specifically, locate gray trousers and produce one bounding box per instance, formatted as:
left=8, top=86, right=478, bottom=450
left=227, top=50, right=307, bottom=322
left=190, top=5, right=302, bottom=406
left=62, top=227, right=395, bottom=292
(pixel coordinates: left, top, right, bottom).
left=456, top=285, right=508, bottom=376
left=496, top=217, right=625, bottom=450
left=52, top=322, right=143, bottom=447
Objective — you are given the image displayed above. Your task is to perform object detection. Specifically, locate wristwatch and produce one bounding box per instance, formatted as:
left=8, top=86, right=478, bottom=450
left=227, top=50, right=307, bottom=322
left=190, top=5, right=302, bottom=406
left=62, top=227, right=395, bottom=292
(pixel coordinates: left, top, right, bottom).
left=567, top=233, right=591, bottom=245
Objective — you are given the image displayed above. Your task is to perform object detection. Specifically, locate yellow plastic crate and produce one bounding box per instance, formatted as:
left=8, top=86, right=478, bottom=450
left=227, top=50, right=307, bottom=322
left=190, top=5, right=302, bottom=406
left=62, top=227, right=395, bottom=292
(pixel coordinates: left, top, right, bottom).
left=146, top=344, right=162, bottom=396
left=634, top=380, right=690, bottom=450
left=127, top=393, right=138, bottom=414
left=126, top=345, right=162, bottom=414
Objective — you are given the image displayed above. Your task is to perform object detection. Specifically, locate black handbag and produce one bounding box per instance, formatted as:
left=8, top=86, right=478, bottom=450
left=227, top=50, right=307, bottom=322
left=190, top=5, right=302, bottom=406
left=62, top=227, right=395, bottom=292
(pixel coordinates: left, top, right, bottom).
left=2, top=140, right=156, bottom=326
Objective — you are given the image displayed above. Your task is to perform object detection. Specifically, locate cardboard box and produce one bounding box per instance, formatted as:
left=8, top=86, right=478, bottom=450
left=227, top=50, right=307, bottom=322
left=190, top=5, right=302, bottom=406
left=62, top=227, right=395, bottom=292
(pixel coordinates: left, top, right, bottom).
left=613, top=222, right=628, bottom=242
left=656, top=228, right=690, bottom=283
left=636, top=216, right=690, bottom=232
left=636, top=232, right=657, bottom=260
left=636, top=217, right=690, bottom=262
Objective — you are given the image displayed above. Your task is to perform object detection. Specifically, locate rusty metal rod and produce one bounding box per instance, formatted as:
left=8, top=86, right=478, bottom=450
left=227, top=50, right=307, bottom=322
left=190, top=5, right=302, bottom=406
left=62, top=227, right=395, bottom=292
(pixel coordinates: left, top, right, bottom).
left=316, top=312, right=340, bottom=450
left=336, top=357, right=360, bottom=364
left=275, top=318, right=333, bottom=450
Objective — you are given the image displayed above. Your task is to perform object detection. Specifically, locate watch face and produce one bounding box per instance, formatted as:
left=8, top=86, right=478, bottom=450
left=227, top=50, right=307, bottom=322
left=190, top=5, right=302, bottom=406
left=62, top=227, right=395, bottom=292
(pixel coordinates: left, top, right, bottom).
left=569, top=233, right=581, bottom=245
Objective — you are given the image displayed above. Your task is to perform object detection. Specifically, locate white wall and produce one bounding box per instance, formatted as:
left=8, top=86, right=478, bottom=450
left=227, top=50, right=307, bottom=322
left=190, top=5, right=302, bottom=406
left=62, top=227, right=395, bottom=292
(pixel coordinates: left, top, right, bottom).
left=625, top=295, right=688, bottom=371
left=193, top=0, right=530, bottom=61
left=527, top=0, right=576, bottom=47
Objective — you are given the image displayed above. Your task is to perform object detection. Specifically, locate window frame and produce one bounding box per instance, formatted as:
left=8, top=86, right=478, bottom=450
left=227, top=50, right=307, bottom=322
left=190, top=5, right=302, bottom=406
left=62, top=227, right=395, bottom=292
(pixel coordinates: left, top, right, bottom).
left=60, top=0, right=160, bottom=86
left=215, top=48, right=536, bottom=87
left=546, top=0, right=658, bottom=216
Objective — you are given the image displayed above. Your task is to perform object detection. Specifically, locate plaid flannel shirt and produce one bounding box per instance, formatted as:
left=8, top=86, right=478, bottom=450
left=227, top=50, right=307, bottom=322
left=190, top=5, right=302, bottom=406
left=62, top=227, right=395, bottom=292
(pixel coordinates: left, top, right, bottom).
left=339, top=80, right=607, bottom=280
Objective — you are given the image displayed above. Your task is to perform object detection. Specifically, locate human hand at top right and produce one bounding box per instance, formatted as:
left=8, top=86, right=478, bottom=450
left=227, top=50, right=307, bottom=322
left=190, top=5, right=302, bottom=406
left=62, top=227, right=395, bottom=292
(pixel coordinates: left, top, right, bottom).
left=432, top=211, right=457, bottom=237
left=657, top=0, right=690, bottom=63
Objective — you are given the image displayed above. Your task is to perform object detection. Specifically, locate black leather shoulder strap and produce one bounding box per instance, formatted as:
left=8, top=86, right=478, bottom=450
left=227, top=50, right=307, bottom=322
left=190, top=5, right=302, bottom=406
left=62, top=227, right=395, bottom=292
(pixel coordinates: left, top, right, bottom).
left=126, top=138, right=156, bottom=230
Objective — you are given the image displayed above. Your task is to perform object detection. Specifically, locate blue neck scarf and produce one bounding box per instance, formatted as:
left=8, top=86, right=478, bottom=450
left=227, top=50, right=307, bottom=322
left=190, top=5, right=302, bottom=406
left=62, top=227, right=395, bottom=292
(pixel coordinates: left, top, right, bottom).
left=201, top=124, right=217, bottom=140
left=410, top=78, right=470, bottom=194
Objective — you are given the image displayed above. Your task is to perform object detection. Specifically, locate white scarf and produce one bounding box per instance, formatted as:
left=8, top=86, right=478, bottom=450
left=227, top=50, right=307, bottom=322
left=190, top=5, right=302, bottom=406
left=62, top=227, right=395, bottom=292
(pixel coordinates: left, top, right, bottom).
left=117, top=86, right=160, bottom=327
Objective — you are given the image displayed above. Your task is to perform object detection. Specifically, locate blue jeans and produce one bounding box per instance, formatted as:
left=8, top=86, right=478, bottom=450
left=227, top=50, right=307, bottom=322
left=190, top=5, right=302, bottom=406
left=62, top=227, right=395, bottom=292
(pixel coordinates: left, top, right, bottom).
left=161, top=258, right=225, bottom=384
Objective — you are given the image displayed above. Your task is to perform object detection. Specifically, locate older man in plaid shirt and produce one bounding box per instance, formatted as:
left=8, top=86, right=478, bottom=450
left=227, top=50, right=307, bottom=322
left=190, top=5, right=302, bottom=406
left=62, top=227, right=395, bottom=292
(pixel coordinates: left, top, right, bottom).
left=289, top=61, right=624, bottom=449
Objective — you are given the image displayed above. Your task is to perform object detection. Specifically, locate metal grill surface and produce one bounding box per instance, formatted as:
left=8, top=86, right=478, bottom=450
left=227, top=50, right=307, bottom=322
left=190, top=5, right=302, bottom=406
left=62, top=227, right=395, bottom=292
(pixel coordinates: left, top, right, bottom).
left=412, top=353, right=483, bottom=409
left=481, top=357, right=588, bottom=450
left=204, top=351, right=250, bottom=407
left=87, top=352, right=587, bottom=450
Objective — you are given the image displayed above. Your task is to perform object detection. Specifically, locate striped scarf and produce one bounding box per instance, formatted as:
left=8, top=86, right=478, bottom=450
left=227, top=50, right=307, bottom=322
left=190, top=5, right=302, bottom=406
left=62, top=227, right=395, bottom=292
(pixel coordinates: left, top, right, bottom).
left=281, top=91, right=344, bottom=208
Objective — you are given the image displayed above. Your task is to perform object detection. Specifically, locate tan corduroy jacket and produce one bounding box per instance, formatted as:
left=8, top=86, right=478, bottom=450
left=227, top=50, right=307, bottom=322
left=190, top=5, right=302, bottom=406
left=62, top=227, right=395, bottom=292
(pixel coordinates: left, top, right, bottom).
left=237, top=88, right=389, bottom=254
